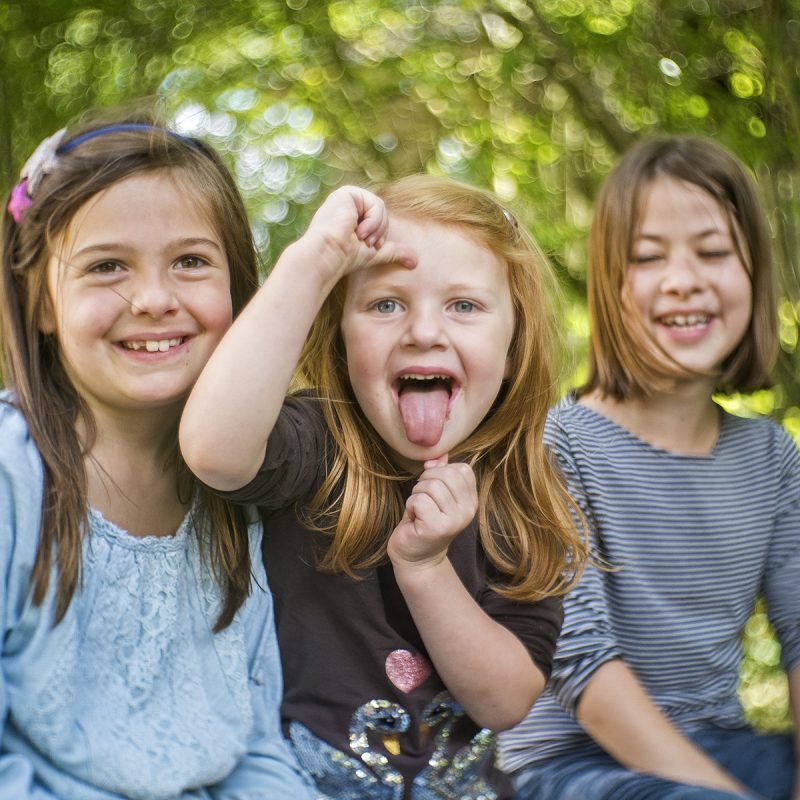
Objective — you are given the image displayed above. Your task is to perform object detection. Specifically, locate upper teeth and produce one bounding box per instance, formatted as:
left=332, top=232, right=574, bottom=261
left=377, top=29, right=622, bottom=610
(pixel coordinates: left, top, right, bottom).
left=663, top=314, right=709, bottom=327
left=401, top=373, right=449, bottom=381
left=123, top=338, right=183, bottom=352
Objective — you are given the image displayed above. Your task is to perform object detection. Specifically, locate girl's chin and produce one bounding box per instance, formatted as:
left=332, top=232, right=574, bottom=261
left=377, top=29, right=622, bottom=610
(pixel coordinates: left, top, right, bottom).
left=386, top=441, right=448, bottom=474
left=387, top=450, right=429, bottom=475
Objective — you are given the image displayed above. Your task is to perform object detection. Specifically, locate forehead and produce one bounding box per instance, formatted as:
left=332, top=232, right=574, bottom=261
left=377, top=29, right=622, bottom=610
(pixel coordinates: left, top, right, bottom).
left=636, top=176, right=732, bottom=237
left=347, top=216, right=508, bottom=297
left=60, top=170, right=219, bottom=249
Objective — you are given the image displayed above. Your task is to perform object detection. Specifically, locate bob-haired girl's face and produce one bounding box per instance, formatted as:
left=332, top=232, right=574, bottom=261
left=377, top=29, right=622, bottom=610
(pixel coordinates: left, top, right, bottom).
left=340, top=216, right=515, bottom=471
left=42, top=171, right=233, bottom=420
left=626, top=176, right=752, bottom=384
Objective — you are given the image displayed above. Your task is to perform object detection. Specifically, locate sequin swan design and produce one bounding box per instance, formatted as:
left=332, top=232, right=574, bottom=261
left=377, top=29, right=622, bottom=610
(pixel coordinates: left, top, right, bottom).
left=288, top=650, right=498, bottom=799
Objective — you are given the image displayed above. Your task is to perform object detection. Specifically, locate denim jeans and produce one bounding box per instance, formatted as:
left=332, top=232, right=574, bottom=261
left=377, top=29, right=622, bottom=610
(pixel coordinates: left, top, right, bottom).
left=512, top=726, right=795, bottom=800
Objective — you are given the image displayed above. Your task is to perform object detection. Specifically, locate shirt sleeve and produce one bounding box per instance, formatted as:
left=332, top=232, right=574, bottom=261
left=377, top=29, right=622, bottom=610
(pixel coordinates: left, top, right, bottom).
left=0, top=402, right=60, bottom=800
left=209, top=523, right=315, bottom=799
left=541, top=408, right=621, bottom=717
left=761, top=423, right=800, bottom=673
left=481, top=589, right=563, bottom=680
left=216, top=394, right=329, bottom=510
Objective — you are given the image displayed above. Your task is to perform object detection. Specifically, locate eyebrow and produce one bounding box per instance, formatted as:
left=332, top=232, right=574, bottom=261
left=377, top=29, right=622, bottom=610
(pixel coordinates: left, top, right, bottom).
left=357, top=275, right=499, bottom=293
left=71, top=237, right=224, bottom=258
left=635, top=228, right=731, bottom=242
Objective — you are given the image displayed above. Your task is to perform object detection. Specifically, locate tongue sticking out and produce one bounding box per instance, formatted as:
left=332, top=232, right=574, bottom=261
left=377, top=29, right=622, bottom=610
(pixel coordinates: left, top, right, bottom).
left=398, top=382, right=450, bottom=447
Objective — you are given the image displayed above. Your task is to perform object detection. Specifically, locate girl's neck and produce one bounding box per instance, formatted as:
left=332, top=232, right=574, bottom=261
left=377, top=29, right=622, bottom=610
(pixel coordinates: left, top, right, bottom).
left=580, top=379, right=721, bottom=455
left=79, top=405, right=190, bottom=537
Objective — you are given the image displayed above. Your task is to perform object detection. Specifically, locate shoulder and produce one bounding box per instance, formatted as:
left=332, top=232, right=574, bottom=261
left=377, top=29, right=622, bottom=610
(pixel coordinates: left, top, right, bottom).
left=226, top=391, right=330, bottom=508
left=0, top=394, right=45, bottom=597
left=721, top=409, right=793, bottom=445
left=268, top=390, right=328, bottom=449
left=544, top=394, right=614, bottom=467
left=279, top=390, right=327, bottom=430
left=0, top=393, right=44, bottom=495
left=267, top=391, right=329, bottom=460
left=544, top=394, right=611, bottom=443
left=543, top=396, right=589, bottom=485
left=544, top=394, right=579, bottom=446
left=720, top=410, right=800, bottom=479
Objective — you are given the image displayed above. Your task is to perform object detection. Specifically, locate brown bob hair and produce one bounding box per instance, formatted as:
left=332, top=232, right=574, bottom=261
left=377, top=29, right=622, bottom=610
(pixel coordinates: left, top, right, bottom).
left=582, top=135, right=777, bottom=400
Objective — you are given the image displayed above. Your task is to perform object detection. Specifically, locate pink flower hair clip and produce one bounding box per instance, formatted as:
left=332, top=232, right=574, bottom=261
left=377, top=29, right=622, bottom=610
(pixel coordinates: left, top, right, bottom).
left=7, top=180, right=32, bottom=223
left=6, top=128, right=67, bottom=223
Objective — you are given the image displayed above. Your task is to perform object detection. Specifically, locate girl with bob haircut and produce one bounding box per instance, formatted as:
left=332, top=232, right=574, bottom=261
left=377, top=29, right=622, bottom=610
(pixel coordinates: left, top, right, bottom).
left=0, top=115, right=312, bottom=798
left=501, top=136, right=799, bottom=799
left=181, top=174, right=588, bottom=799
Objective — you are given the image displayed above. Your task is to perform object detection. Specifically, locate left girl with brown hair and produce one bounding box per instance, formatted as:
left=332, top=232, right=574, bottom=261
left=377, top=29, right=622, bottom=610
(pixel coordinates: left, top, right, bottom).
left=0, top=117, right=313, bottom=799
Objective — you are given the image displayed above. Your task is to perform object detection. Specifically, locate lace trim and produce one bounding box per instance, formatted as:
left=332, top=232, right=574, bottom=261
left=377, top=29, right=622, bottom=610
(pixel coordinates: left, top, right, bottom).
left=87, top=505, right=191, bottom=551
left=12, top=506, right=253, bottom=799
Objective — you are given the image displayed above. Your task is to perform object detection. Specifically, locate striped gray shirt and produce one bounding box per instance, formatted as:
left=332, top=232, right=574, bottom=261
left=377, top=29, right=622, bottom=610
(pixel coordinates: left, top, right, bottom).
left=500, top=396, right=800, bottom=772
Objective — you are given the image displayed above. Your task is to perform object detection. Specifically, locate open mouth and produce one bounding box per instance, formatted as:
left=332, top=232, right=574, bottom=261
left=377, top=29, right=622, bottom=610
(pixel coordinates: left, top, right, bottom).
left=394, top=373, right=458, bottom=447
left=120, top=337, right=186, bottom=353
left=659, top=313, right=711, bottom=329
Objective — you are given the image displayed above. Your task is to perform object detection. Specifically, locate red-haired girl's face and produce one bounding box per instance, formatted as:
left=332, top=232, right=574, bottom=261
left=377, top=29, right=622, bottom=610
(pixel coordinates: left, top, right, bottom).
left=340, top=216, right=514, bottom=471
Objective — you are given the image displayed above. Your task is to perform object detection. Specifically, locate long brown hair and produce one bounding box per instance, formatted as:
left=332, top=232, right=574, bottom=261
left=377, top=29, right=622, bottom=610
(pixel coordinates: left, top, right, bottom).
left=297, top=174, right=586, bottom=600
left=583, top=135, right=777, bottom=400
left=1, top=114, right=259, bottom=629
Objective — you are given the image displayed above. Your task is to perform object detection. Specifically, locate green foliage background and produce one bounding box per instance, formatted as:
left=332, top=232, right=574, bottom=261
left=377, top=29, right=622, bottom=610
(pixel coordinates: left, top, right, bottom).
left=1, top=0, right=796, bottom=731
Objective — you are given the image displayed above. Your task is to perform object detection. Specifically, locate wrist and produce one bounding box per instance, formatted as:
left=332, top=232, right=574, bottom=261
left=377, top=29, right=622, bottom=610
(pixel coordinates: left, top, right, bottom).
left=390, top=552, right=451, bottom=588
left=276, top=238, right=345, bottom=296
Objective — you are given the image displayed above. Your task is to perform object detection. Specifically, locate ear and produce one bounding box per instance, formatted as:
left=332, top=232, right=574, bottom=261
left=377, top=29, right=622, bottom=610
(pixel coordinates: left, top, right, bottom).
left=503, top=353, right=513, bottom=379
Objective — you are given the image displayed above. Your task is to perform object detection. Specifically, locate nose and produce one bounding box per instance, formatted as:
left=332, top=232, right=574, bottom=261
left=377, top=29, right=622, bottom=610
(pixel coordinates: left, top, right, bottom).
left=128, top=270, right=179, bottom=319
left=660, top=251, right=706, bottom=298
left=401, top=305, right=447, bottom=350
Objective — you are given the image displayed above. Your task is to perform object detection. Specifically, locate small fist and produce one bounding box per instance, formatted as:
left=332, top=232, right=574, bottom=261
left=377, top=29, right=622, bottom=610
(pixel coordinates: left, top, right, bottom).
left=301, top=186, right=416, bottom=283
left=388, top=456, right=477, bottom=570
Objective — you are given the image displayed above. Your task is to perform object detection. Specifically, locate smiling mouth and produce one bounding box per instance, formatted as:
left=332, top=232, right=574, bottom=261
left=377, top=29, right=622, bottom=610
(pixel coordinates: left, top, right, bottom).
left=120, top=337, right=185, bottom=353
left=659, top=313, right=711, bottom=329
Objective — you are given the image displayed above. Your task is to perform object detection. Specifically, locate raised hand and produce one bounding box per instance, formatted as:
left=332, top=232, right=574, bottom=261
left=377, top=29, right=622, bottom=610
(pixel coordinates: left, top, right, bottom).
left=181, top=185, right=415, bottom=491
left=298, top=186, right=416, bottom=287
left=387, top=455, right=477, bottom=573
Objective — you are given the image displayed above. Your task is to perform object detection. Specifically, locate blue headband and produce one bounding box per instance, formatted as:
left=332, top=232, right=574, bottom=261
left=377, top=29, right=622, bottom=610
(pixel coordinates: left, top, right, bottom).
left=7, top=124, right=201, bottom=223
left=58, top=123, right=200, bottom=154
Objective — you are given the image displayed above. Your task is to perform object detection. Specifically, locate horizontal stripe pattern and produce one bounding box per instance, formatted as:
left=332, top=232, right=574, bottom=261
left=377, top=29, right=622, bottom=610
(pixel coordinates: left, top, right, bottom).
left=500, top=396, right=800, bottom=773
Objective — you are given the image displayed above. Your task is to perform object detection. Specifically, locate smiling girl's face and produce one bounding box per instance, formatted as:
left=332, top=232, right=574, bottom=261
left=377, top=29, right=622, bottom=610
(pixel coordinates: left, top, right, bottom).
left=340, top=216, right=515, bottom=471
left=43, top=170, right=233, bottom=422
left=625, top=175, right=753, bottom=384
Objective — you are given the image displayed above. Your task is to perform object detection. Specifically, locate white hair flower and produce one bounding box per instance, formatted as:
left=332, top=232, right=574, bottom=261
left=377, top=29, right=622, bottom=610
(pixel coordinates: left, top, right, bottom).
left=20, top=127, right=68, bottom=196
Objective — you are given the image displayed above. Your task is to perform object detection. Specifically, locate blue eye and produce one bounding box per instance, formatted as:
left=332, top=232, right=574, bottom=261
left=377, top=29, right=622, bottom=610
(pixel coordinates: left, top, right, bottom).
left=452, top=300, right=475, bottom=313
left=374, top=299, right=398, bottom=313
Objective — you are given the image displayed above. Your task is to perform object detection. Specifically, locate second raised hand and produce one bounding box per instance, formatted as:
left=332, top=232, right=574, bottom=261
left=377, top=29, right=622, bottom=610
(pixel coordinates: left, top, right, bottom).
left=387, top=455, right=478, bottom=571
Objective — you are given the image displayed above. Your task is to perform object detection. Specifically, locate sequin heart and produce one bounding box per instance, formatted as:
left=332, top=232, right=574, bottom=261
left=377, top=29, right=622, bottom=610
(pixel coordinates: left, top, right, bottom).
left=385, top=649, right=432, bottom=693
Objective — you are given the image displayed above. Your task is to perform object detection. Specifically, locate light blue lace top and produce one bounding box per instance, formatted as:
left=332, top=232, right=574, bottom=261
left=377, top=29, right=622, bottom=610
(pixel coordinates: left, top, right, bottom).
left=0, top=398, right=313, bottom=800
